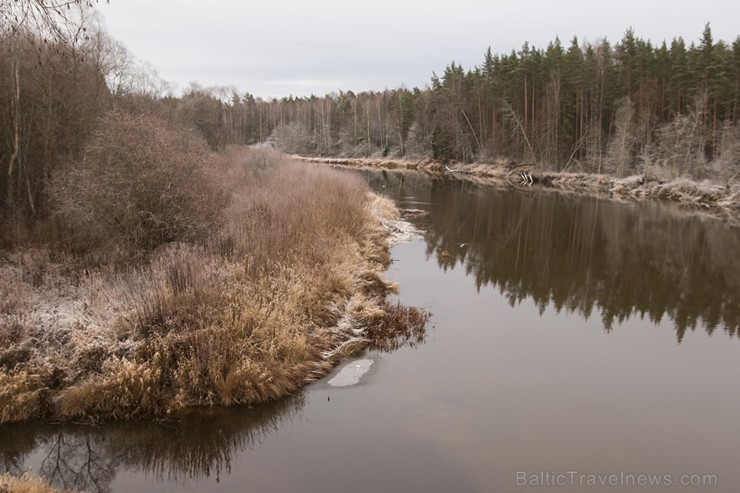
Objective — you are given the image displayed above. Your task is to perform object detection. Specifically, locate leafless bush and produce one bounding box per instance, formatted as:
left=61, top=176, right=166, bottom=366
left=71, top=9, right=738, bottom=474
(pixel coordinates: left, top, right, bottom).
left=711, top=122, right=740, bottom=185
left=605, top=97, right=637, bottom=177
left=272, top=122, right=311, bottom=154
left=652, top=95, right=709, bottom=179
left=50, top=111, right=226, bottom=254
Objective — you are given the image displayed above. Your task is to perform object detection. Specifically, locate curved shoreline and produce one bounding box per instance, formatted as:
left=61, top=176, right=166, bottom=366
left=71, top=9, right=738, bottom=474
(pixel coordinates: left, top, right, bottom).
left=0, top=190, right=423, bottom=425
left=292, top=155, right=740, bottom=223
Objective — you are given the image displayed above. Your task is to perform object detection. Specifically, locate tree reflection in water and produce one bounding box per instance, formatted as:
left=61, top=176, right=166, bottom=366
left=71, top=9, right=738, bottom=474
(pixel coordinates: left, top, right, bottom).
left=0, top=393, right=305, bottom=492
left=366, top=171, right=739, bottom=342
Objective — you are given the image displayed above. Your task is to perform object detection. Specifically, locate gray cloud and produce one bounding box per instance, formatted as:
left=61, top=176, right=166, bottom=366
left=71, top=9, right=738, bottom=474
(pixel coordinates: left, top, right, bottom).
left=102, top=0, right=739, bottom=99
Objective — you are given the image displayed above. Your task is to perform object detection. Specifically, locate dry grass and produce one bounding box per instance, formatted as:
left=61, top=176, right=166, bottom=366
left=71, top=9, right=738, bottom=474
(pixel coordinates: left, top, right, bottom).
left=0, top=146, right=423, bottom=423
left=366, top=301, right=429, bottom=352
left=0, top=471, right=74, bottom=493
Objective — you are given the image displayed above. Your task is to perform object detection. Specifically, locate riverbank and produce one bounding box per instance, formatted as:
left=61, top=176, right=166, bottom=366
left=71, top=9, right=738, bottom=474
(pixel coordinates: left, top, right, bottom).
left=0, top=148, right=426, bottom=424
left=292, top=156, right=740, bottom=221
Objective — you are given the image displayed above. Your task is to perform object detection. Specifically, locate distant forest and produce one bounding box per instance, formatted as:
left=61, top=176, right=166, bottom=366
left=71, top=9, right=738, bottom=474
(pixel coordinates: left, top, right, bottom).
left=244, top=25, right=740, bottom=179
left=1, top=12, right=738, bottom=220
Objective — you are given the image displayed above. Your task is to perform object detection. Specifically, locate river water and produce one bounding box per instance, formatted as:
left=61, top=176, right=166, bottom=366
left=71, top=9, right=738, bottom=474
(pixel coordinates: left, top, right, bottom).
left=2, top=170, right=739, bottom=492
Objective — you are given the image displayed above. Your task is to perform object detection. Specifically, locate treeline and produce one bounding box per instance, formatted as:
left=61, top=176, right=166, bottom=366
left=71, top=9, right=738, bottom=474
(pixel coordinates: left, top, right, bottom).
left=2, top=10, right=739, bottom=224
left=179, top=25, right=739, bottom=181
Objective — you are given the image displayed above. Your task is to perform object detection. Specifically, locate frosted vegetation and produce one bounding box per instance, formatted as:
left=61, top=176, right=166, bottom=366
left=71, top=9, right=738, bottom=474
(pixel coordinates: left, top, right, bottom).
left=0, top=138, right=426, bottom=423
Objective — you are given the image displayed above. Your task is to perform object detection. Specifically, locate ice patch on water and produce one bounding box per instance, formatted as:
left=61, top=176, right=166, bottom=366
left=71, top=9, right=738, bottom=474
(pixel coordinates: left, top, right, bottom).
left=328, top=359, right=374, bottom=387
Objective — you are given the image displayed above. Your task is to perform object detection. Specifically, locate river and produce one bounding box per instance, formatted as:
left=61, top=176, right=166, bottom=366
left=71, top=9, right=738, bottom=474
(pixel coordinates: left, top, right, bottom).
left=2, top=169, right=739, bottom=492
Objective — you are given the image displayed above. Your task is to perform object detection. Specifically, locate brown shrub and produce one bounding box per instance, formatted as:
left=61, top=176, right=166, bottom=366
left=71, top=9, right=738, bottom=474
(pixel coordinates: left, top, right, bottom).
left=49, top=111, right=226, bottom=254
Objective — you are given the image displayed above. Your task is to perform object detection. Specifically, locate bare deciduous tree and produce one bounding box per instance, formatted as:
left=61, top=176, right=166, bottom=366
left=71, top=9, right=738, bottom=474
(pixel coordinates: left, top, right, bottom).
left=606, top=97, right=636, bottom=177
left=1, top=0, right=103, bottom=42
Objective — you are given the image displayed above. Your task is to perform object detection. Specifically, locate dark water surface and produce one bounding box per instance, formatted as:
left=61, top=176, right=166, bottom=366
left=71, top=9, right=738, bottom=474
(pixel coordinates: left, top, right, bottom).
left=2, top=170, right=739, bottom=492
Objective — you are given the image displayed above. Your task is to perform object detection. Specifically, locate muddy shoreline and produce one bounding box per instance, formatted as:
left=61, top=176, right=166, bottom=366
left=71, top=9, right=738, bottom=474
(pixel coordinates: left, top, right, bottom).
left=293, top=155, right=740, bottom=224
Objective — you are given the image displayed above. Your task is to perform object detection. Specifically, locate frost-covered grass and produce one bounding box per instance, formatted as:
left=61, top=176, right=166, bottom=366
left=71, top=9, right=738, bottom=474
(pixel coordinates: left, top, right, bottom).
left=0, top=146, right=425, bottom=423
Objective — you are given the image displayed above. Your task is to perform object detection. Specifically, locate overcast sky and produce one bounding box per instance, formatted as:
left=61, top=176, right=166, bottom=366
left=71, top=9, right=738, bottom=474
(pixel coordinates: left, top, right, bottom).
left=101, top=0, right=739, bottom=100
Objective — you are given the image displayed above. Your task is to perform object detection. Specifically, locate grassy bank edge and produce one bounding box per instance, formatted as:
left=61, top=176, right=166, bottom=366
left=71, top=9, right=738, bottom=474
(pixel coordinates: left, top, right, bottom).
left=292, top=155, right=740, bottom=222
left=0, top=188, right=421, bottom=424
